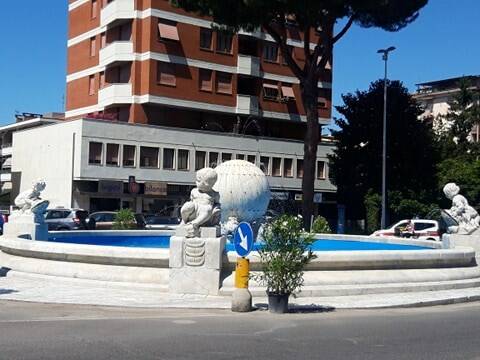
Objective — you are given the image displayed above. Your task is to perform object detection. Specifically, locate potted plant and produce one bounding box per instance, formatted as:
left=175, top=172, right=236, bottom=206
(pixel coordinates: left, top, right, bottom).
left=255, top=215, right=316, bottom=313
left=112, top=208, right=136, bottom=230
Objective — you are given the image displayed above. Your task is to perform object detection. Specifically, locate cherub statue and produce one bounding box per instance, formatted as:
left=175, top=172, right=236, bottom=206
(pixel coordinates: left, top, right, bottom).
left=13, top=179, right=50, bottom=223
left=443, top=182, right=480, bottom=234
left=180, top=168, right=221, bottom=237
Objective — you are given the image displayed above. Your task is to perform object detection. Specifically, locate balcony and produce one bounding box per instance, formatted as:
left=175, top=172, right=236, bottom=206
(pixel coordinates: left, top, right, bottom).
left=0, top=146, right=12, bottom=157
left=99, top=41, right=134, bottom=67
left=236, top=95, right=260, bottom=116
left=100, top=0, right=135, bottom=28
left=237, top=55, right=260, bottom=77
left=0, top=172, right=11, bottom=183
left=98, top=83, right=133, bottom=107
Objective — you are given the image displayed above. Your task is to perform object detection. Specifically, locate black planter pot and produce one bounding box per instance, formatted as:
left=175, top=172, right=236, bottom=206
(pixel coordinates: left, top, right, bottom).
left=267, top=293, right=290, bottom=314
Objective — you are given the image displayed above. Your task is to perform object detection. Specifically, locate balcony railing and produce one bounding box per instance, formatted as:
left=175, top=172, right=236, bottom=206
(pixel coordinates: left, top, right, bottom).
left=98, top=83, right=133, bottom=107
left=99, top=41, right=134, bottom=67
left=237, top=55, right=260, bottom=77
left=236, top=95, right=260, bottom=116
left=101, top=0, right=135, bottom=27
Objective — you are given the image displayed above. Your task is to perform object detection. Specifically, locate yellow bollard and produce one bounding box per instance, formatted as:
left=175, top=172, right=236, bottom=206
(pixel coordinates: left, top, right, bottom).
left=235, top=257, right=249, bottom=288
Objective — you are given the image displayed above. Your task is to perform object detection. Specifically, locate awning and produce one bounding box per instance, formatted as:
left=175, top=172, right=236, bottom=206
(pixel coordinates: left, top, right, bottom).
left=263, top=83, right=278, bottom=89
left=2, top=157, right=11, bottom=168
left=158, top=23, right=179, bottom=41
left=281, top=86, right=295, bottom=98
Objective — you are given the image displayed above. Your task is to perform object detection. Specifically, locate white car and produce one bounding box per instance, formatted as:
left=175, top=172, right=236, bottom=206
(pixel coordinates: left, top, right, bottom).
left=372, top=219, right=441, bottom=241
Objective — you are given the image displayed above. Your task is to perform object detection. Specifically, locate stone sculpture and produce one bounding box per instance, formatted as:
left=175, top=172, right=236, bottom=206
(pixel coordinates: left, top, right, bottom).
left=443, top=182, right=480, bottom=235
left=180, top=167, right=221, bottom=238
left=12, top=179, right=50, bottom=223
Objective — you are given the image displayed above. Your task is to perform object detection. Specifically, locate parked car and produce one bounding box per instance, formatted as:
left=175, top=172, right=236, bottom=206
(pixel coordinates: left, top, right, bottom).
left=144, top=215, right=181, bottom=230
left=88, top=211, right=146, bottom=230
left=372, top=219, right=442, bottom=241
left=44, top=208, right=90, bottom=231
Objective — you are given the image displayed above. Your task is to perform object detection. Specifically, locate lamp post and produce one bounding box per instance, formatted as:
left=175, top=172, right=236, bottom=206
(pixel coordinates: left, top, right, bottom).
left=377, top=46, right=395, bottom=229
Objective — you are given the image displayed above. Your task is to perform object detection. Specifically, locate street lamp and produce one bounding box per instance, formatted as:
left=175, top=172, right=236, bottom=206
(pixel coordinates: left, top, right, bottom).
left=377, top=46, right=395, bottom=229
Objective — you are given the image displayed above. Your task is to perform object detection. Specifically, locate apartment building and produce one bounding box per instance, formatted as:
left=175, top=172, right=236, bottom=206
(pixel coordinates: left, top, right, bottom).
left=8, top=0, right=337, bottom=217
left=413, top=75, right=480, bottom=141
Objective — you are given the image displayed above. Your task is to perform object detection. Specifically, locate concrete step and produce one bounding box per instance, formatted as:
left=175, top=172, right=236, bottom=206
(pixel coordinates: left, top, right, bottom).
left=220, top=277, right=480, bottom=297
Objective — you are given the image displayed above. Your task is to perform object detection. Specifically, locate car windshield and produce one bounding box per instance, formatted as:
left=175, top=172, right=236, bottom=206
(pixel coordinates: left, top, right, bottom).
left=45, top=210, right=70, bottom=220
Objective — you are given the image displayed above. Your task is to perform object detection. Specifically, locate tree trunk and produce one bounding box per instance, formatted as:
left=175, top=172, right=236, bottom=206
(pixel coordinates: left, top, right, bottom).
left=301, top=78, right=320, bottom=230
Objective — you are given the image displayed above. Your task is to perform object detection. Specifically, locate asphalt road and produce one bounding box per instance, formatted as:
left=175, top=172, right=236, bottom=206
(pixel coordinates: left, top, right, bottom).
left=1, top=301, right=480, bottom=360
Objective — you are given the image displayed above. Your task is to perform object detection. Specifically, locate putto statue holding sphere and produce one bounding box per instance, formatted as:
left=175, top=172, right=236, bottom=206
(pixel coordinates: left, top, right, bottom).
left=443, top=182, right=480, bottom=235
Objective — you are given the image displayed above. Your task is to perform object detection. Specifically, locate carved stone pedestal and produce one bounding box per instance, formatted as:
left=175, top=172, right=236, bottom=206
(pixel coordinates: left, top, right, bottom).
left=3, top=214, right=49, bottom=241
left=444, top=229, right=480, bottom=259
left=169, top=227, right=226, bottom=295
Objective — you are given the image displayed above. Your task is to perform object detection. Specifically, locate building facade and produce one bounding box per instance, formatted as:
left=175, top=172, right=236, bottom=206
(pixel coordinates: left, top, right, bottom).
left=413, top=75, right=480, bottom=141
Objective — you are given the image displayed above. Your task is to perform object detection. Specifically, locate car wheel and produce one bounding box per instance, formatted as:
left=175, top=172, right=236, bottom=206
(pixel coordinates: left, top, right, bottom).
left=426, top=237, right=436, bottom=241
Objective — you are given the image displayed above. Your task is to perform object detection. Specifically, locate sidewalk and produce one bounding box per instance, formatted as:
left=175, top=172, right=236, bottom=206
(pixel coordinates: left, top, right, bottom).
left=2, top=270, right=480, bottom=310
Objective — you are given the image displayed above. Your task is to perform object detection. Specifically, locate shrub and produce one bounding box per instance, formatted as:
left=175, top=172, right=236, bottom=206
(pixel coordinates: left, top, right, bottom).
left=364, top=189, right=381, bottom=234
left=311, top=215, right=331, bottom=234
left=254, top=215, right=316, bottom=296
left=112, top=208, right=136, bottom=230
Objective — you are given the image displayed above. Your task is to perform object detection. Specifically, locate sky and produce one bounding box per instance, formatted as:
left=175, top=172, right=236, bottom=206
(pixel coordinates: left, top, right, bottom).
left=0, top=1, right=479, bottom=127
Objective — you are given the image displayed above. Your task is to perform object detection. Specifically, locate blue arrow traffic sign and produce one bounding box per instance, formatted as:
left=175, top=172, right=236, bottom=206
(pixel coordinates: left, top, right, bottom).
left=233, top=222, right=254, bottom=257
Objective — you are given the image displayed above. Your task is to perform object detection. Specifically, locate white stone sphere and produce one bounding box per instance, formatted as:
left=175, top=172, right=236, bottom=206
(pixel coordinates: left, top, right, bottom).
left=213, top=160, right=271, bottom=223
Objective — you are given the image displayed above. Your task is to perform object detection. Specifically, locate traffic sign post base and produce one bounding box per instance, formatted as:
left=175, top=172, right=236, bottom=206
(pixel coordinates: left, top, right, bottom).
left=231, top=257, right=252, bottom=312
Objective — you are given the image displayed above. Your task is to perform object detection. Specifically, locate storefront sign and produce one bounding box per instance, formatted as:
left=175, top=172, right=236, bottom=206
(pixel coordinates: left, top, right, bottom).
left=271, top=192, right=289, bottom=201
left=144, top=181, right=167, bottom=196
left=98, top=180, right=123, bottom=194
left=314, top=193, right=323, bottom=203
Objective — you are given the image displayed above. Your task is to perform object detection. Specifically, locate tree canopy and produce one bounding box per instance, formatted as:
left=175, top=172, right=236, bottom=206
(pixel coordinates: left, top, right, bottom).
left=329, top=80, right=438, bottom=220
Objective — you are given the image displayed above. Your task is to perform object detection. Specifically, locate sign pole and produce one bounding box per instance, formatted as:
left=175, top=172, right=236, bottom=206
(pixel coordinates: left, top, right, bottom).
left=231, top=222, right=254, bottom=312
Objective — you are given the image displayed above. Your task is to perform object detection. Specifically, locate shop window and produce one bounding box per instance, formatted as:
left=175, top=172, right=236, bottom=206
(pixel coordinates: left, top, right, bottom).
left=221, top=153, right=232, bottom=162
left=296, top=159, right=303, bottom=178
left=157, top=62, right=176, bottom=86
left=263, top=83, right=279, bottom=101
left=88, top=142, right=103, bottom=165
left=272, top=157, right=282, bottom=177
left=236, top=154, right=245, bottom=160
left=209, top=152, right=219, bottom=168
left=263, top=42, right=278, bottom=62
left=283, top=158, right=293, bottom=177
left=123, top=145, right=136, bottom=167
left=216, top=32, right=232, bottom=54
left=140, top=146, right=159, bottom=168
left=317, top=161, right=326, bottom=179
left=199, top=69, right=213, bottom=92
left=106, top=144, right=119, bottom=166
left=177, top=149, right=189, bottom=171
left=195, top=151, right=206, bottom=170
left=200, top=28, right=213, bottom=50
left=260, top=156, right=270, bottom=175
left=163, top=148, right=175, bottom=169
left=216, top=72, right=232, bottom=94
left=247, top=155, right=256, bottom=164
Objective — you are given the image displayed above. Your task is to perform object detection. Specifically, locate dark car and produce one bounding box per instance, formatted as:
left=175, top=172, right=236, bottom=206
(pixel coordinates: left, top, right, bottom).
left=44, top=208, right=90, bottom=231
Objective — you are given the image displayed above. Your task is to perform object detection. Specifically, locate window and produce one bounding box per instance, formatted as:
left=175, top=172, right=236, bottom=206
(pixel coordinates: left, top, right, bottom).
left=88, top=142, right=102, bottom=165
left=199, top=69, right=213, bottom=91
left=100, top=32, right=106, bottom=48
left=123, top=145, right=136, bottom=167
left=158, top=19, right=179, bottom=41
left=281, top=85, right=295, bottom=100
left=414, top=222, right=436, bottom=231
left=263, top=83, right=279, bottom=101
left=260, top=156, right=270, bottom=175
left=216, top=32, right=232, bottom=53
left=88, top=75, right=96, bottom=95
left=222, top=153, right=232, bottom=162
left=283, top=158, right=293, bottom=177
left=200, top=28, right=213, bottom=50
left=90, top=37, right=96, bottom=57
left=272, top=157, right=282, bottom=177
left=140, top=147, right=159, bottom=168
left=236, top=154, right=245, bottom=160
left=296, top=159, right=303, bottom=178
left=247, top=155, right=256, bottom=164
left=209, top=152, right=219, bottom=168
left=99, top=71, right=105, bottom=89
left=106, top=144, right=119, bottom=166
left=91, top=0, right=97, bottom=19
left=195, top=151, right=206, bottom=170
left=216, top=72, right=232, bottom=94
left=163, top=148, right=175, bottom=169
left=177, top=149, right=189, bottom=171
left=281, top=46, right=294, bottom=65
left=317, top=161, right=326, bottom=179
left=157, top=62, right=176, bottom=86
left=318, top=97, right=328, bottom=108
left=263, top=42, right=278, bottom=62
